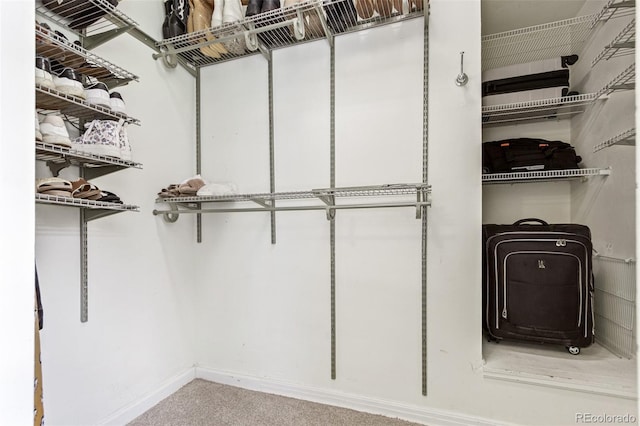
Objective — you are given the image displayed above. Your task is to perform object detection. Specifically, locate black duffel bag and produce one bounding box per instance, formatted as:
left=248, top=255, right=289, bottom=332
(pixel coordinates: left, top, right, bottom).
left=482, top=138, right=582, bottom=173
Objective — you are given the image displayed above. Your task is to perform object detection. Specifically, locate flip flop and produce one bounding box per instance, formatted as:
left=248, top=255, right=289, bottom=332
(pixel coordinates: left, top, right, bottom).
left=71, top=178, right=101, bottom=200
left=36, top=177, right=73, bottom=197
left=97, top=190, right=123, bottom=204
left=158, top=184, right=181, bottom=198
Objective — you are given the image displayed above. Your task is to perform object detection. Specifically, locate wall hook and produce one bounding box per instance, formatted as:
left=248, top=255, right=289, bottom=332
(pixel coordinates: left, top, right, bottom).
left=455, top=51, right=469, bottom=86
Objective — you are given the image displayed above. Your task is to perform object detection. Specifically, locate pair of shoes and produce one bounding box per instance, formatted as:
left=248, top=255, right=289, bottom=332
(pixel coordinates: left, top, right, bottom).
left=84, top=81, right=127, bottom=114
left=373, top=0, right=401, bottom=17
left=49, top=59, right=85, bottom=99
left=324, top=0, right=358, bottom=33
left=355, top=0, right=375, bottom=19
left=211, top=0, right=246, bottom=55
left=245, top=0, right=281, bottom=16
left=245, top=0, right=291, bottom=48
left=72, top=119, right=132, bottom=161
left=35, top=112, right=43, bottom=142
left=36, top=56, right=56, bottom=90
left=38, top=114, right=72, bottom=148
left=188, top=0, right=229, bottom=59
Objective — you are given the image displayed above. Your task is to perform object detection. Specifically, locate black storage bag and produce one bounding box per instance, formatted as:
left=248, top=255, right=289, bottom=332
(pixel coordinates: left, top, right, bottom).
left=482, top=138, right=582, bottom=174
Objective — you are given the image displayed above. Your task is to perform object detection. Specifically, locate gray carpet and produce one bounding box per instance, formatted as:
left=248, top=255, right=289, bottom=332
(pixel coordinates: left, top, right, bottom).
left=128, top=379, right=422, bottom=426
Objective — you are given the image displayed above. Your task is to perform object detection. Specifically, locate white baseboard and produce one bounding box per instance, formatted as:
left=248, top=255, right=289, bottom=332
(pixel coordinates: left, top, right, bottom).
left=196, top=367, right=506, bottom=426
left=98, top=368, right=196, bottom=426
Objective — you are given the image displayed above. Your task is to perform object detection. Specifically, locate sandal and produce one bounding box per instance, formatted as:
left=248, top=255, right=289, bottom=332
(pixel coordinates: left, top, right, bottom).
left=71, top=178, right=101, bottom=200
left=36, top=177, right=73, bottom=197
left=97, top=190, right=123, bottom=204
left=158, top=184, right=181, bottom=198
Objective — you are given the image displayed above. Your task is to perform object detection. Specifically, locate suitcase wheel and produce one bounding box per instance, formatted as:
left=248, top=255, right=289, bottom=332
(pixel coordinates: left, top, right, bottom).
left=567, top=346, right=580, bottom=355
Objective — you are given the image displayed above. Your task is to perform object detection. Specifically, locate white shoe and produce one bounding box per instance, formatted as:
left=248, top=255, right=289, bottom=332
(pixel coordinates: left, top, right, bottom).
left=53, top=67, right=86, bottom=99
left=40, top=114, right=72, bottom=147
left=35, top=112, right=43, bottom=142
left=211, top=0, right=224, bottom=27
left=119, top=123, right=132, bottom=161
left=221, top=0, right=246, bottom=55
left=35, top=56, right=56, bottom=89
left=109, top=92, right=127, bottom=115
left=84, top=81, right=111, bottom=108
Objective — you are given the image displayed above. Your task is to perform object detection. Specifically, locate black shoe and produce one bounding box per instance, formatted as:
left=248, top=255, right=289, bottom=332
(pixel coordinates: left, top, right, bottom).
left=246, top=0, right=264, bottom=17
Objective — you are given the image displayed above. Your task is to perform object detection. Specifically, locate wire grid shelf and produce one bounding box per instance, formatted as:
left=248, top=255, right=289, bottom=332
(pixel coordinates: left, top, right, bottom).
left=36, top=193, right=139, bottom=211
left=36, top=85, right=139, bottom=125
left=36, top=142, right=142, bottom=170
left=155, top=0, right=426, bottom=69
left=156, top=183, right=431, bottom=204
left=598, top=63, right=635, bottom=96
left=482, top=167, right=611, bottom=184
left=592, top=18, right=636, bottom=67
left=593, top=255, right=636, bottom=359
left=594, top=0, right=636, bottom=23
left=481, top=14, right=598, bottom=71
left=594, top=128, right=636, bottom=152
left=482, top=93, right=600, bottom=126
left=35, top=0, right=138, bottom=40
left=36, top=22, right=138, bottom=88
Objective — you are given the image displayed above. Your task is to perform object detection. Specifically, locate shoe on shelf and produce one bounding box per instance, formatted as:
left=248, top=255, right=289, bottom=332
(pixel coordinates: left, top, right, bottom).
left=35, top=56, right=56, bottom=89
left=325, top=0, right=358, bottom=33
left=72, top=119, right=123, bottom=159
left=109, top=92, right=127, bottom=114
left=84, top=81, right=111, bottom=109
left=40, top=114, right=72, bottom=147
left=245, top=0, right=263, bottom=16
left=53, top=67, right=85, bottom=99
left=35, top=112, right=43, bottom=142
left=119, top=123, right=132, bottom=161
left=191, top=0, right=227, bottom=58
left=355, top=0, right=374, bottom=19
left=211, top=0, right=224, bottom=27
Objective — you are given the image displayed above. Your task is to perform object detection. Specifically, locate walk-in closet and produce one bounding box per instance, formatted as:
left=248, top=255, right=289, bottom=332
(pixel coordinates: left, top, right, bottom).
left=0, top=0, right=636, bottom=424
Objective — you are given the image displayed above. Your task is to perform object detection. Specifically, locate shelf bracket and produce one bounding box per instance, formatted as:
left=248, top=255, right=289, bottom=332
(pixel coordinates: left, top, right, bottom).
left=46, top=158, right=71, bottom=177
left=82, top=25, right=135, bottom=50
left=251, top=198, right=273, bottom=209
left=161, top=203, right=180, bottom=223
left=317, top=194, right=336, bottom=220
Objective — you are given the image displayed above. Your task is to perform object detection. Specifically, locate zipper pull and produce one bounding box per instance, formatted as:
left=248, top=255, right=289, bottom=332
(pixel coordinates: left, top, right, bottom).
left=556, top=239, right=567, bottom=247
left=502, top=308, right=507, bottom=319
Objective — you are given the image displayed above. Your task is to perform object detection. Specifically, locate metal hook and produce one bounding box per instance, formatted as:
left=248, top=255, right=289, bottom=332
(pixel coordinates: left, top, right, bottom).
left=455, top=51, right=468, bottom=86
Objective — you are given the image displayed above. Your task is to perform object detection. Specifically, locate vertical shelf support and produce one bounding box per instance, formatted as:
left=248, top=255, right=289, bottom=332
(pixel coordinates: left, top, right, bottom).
left=80, top=208, right=89, bottom=323
left=421, top=7, right=429, bottom=397
left=268, top=51, right=277, bottom=245
left=330, top=40, right=337, bottom=381
left=196, top=68, right=203, bottom=243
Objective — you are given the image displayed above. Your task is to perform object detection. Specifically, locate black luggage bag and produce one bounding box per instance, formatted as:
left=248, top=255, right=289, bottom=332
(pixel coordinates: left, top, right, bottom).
left=482, top=138, right=582, bottom=174
left=482, top=218, right=594, bottom=354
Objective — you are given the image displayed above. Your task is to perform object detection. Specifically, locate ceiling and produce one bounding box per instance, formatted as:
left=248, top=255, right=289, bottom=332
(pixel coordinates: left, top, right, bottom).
left=481, top=0, right=588, bottom=35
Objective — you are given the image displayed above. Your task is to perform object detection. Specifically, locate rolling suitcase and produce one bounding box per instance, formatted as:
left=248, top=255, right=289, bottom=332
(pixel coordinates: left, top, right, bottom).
left=482, top=218, right=594, bottom=354
left=482, top=55, right=579, bottom=106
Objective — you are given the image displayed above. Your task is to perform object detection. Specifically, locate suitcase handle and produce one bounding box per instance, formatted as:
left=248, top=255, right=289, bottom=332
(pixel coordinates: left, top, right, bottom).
left=513, top=218, right=549, bottom=226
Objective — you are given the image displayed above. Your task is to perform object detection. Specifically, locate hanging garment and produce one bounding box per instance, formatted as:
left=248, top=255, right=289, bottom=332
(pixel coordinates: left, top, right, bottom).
left=34, top=267, right=44, bottom=426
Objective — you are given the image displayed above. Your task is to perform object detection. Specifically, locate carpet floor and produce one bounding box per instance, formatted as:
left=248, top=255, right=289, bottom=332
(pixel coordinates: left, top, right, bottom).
left=128, top=379, right=422, bottom=426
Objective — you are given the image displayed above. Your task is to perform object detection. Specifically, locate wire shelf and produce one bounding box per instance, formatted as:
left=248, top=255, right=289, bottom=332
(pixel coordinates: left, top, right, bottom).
left=482, top=167, right=611, bottom=184
left=36, top=141, right=142, bottom=170
left=594, top=0, right=636, bottom=23
left=153, top=183, right=431, bottom=218
left=35, top=0, right=138, bottom=41
left=482, top=14, right=598, bottom=71
left=36, top=193, right=139, bottom=211
left=594, top=128, right=636, bottom=152
left=599, top=63, right=635, bottom=96
left=36, top=22, right=138, bottom=88
left=155, top=0, right=427, bottom=69
left=36, top=85, right=139, bottom=125
left=482, top=93, right=600, bottom=126
left=592, top=18, right=636, bottom=67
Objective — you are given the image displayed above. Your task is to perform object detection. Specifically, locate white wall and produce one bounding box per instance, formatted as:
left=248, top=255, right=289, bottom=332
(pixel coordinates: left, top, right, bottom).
left=570, top=0, right=635, bottom=259
left=194, top=0, right=637, bottom=424
left=34, top=1, right=199, bottom=424
left=0, top=1, right=35, bottom=425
